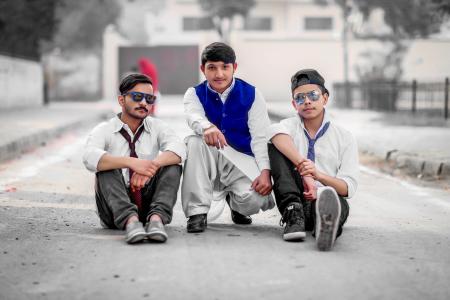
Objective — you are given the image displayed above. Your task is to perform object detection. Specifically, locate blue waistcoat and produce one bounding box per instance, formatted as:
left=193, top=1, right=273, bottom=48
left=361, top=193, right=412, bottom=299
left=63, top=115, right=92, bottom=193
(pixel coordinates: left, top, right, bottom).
left=195, top=78, right=255, bottom=156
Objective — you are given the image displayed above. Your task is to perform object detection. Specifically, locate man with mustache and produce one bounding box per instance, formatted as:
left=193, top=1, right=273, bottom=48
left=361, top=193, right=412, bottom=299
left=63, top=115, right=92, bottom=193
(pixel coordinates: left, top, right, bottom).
left=82, top=73, right=185, bottom=244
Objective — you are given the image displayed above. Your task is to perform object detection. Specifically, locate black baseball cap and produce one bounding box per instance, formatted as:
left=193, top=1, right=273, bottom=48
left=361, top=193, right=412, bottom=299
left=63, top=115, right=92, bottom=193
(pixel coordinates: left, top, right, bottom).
left=291, top=69, right=329, bottom=96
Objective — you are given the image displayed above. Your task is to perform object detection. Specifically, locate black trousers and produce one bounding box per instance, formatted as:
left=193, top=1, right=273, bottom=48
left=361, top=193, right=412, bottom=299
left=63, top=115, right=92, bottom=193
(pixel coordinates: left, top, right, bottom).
left=95, top=165, right=182, bottom=229
left=268, top=144, right=349, bottom=237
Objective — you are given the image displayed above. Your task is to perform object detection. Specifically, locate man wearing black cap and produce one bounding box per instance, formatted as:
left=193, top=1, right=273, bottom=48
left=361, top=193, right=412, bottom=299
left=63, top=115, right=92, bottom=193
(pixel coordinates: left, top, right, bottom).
left=266, top=69, right=359, bottom=251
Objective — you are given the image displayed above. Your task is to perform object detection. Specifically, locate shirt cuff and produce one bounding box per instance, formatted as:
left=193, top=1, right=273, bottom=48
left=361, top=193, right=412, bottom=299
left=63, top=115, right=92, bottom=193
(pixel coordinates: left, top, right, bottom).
left=339, top=176, right=357, bottom=199
left=83, top=149, right=107, bottom=172
left=163, top=143, right=187, bottom=163
left=256, top=159, right=271, bottom=172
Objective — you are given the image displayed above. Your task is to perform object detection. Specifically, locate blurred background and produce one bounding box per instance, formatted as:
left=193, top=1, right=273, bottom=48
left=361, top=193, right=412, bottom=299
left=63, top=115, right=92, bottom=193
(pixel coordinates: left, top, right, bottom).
left=1, top=0, right=450, bottom=117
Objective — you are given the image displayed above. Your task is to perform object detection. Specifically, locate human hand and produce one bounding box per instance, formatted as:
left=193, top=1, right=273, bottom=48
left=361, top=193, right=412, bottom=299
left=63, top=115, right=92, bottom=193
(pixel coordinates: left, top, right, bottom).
left=130, top=173, right=151, bottom=192
left=129, top=158, right=161, bottom=177
left=297, top=159, right=318, bottom=179
left=251, top=170, right=272, bottom=196
left=203, top=125, right=228, bottom=149
left=302, top=175, right=317, bottom=201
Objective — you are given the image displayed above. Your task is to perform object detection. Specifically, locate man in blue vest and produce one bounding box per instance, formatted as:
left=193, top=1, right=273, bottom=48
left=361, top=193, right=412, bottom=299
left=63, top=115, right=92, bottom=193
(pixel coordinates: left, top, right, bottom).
left=182, top=42, right=275, bottom=233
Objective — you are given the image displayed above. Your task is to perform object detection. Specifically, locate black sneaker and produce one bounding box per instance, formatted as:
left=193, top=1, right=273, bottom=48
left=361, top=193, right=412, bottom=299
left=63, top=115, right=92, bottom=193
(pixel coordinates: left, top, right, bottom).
left=280, top=203, right=306, bottom=241
left=315, top=187, right=341, bottom=251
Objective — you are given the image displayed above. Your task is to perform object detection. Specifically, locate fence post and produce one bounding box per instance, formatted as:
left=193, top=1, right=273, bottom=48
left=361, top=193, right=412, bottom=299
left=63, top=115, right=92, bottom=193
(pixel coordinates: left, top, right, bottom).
left=445, top=77, right=449, bottom=120
left=412, top=79, right=417, bottom=114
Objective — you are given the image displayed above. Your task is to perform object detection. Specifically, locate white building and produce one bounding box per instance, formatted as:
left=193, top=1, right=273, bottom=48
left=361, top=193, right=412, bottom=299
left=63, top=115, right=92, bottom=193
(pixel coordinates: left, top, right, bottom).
left=106, top=0, right=450, bottom=102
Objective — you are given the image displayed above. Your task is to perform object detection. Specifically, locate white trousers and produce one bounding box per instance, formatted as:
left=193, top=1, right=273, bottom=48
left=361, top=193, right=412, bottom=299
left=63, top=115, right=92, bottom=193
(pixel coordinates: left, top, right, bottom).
left=181, top=136, right=275, bottom=217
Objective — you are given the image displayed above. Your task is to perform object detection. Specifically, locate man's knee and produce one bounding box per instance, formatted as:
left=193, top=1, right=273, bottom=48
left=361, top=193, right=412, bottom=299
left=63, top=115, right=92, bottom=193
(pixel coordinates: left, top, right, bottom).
left=96, top=169, right=122, bottom=183
left=160, top=164, right=182, bottom=180
left=186, top=135, right=204, bottom=152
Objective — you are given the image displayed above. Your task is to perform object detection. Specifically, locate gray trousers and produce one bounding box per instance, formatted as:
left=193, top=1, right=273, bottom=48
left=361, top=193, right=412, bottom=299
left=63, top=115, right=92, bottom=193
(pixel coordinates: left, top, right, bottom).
left=95, top=165, right=182, bottom=229
left=181, top=135, right=274, bottom=217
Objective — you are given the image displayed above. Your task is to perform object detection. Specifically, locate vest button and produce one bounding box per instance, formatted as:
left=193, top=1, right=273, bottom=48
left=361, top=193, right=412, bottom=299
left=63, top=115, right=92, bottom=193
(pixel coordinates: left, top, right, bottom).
left=222, top=113, right=227, bottom=117
left=222, top=129, right=226, bottom=133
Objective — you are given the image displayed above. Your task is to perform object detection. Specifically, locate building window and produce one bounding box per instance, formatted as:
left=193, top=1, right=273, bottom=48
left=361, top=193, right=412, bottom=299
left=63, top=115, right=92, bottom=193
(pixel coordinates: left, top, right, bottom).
left=304, top=17, right=333, bottom=30
left=244, top=17, right=272, bottom=31
left=183, top=17, right=214, bottom=31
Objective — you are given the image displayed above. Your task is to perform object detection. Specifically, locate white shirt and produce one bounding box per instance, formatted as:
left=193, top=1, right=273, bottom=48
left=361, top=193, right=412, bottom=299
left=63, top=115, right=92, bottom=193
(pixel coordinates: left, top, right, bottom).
left=183, top=78, right=271, bottom=171
left=266, top=112, right=359, bottom=198
left=82, top=115, right=186, bottom=186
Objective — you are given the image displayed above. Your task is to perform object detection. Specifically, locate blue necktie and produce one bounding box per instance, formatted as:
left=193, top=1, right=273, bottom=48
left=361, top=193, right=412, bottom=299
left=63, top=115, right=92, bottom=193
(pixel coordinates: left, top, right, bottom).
left=304, top=122, right=330, bottom=162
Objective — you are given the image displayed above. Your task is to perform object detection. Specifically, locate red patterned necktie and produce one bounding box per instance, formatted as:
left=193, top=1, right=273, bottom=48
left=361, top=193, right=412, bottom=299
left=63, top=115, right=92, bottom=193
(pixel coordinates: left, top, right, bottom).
left=119, top=125, right=145, bottom=211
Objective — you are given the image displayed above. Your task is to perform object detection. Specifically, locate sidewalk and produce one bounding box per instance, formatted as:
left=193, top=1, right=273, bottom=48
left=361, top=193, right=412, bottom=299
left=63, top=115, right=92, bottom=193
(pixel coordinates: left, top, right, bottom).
left=1, top=99, right=449, bottom=182
left=267, top=102, right=450, bottom=181
left=0, top=101, right=116, bottom=163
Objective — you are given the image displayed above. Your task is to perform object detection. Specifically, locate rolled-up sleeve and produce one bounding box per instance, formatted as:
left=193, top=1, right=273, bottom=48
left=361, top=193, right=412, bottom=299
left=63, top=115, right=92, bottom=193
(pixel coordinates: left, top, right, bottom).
left=183, top=87, right=211, bottom=135
left=266, top=117, right=296, bottom=142
left=155, top=120, right=187, bottom=163
left=336, top=135, right=359, bottom=199
left=82, top=123, right=108, bottom=172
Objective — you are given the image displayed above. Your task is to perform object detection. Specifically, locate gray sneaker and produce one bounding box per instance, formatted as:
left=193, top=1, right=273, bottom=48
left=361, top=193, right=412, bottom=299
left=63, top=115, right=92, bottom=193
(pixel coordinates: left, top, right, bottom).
left=315, top=187, right=341, bottom=251
left=145, top=220, right=168, bottom=243
left=125, top=221, right=147, bottom=244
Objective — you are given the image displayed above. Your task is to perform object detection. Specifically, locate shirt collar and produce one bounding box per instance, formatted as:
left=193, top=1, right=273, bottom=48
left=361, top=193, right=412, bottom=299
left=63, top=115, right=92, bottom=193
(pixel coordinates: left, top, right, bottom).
left=207, top=77, right=235, bottom=100
left=112, top=113, right=150, bottom=133
left=298, top=109, right=330, bottom=138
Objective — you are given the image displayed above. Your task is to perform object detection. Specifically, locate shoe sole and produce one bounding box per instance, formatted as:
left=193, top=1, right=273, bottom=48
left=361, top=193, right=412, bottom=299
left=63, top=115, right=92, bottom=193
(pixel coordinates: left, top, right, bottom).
left=283, top=231, right=306, bottom=241
left=125, top=231, right=147, bottom=244
left=187, top=226, right=206, bottom=233
left=147, top=231, right=168, bottom=243
left=316, top=188, right=341, bottom=251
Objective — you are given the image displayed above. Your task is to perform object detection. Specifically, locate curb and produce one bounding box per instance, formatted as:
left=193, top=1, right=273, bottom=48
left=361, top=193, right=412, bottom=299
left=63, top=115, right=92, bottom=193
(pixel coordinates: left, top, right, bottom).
left=0, top=111, right=113, bottom=163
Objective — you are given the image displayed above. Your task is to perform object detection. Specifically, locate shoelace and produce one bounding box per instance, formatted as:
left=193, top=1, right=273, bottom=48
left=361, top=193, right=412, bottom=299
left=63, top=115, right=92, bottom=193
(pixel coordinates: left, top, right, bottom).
left=279, top=205, right=302, bottom=226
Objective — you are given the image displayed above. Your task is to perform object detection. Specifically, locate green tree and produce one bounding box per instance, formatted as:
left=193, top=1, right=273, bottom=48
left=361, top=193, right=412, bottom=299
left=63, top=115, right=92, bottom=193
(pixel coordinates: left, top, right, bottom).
left=198, top=0, right=255, bottom=43
left=0, top=0, right=59, bottom=60
left=51, top=0, right=120, bottom=53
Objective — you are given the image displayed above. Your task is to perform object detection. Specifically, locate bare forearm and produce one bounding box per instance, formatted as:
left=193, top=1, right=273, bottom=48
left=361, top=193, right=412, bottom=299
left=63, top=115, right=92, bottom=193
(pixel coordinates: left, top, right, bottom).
left=154, top=151, right=181, bottom=167
left=316, top=172, right=348, bottom=197
left=271, top=134, right=305, bottom=165
left=97, top=154, right=133, bottom=171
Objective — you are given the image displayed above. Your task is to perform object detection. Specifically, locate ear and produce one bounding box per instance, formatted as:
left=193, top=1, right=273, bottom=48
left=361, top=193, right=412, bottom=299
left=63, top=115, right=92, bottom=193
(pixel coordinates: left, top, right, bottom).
left=118, top=95, right=125, bottom=107
left=200, top=64, right=205, bottom=74
left=322, top=93, right=329, bottom=106
left=233, top=63, right=238, bottom=72
left=291, top=99, right=297, bottom=110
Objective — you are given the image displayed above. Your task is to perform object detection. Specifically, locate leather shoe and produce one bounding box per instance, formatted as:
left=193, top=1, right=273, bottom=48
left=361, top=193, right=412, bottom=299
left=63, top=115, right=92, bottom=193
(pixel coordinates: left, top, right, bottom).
left=230, top=209, right=252, bottom=225
left=226, top=197, right=252, bottom=225
left=187, top=214, right=207, bottom=233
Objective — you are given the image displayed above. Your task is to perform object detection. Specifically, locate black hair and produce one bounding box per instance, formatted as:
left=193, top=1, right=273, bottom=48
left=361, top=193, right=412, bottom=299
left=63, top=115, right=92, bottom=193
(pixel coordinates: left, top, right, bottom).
left=119, top=73, right=153, bottom=94
left=201, top=42, right=236, bottom=66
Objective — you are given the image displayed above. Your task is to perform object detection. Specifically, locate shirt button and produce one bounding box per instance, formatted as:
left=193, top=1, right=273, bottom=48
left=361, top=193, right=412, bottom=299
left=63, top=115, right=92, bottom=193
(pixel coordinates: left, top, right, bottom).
left=222, top=113, right=227, bottom=117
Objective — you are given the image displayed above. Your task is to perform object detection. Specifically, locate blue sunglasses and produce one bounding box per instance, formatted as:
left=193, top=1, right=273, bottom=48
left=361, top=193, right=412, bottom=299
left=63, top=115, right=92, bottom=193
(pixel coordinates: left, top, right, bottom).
left=123, top=91, right=157, bottom=104
left=293, top=89, right=321, bottom=105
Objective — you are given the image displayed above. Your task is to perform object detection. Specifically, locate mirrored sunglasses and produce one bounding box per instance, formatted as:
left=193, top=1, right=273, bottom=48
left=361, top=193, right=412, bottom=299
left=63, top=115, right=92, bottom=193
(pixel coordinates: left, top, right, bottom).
left=293, top=89, right=321, bottom=105
left=123, top=91, right=157, bottom=104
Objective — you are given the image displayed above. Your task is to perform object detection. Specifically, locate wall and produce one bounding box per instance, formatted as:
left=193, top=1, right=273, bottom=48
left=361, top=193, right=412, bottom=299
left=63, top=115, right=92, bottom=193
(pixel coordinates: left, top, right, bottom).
left=0, top=54, right=43, bottom=109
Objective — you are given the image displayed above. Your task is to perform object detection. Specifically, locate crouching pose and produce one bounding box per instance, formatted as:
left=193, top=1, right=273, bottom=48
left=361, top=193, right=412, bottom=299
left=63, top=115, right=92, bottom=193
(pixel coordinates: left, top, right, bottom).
left=182, top=42, right=275, bottom=233
left=267, top=69, right=359, bottom=251
left=83, top=74, right=185, bottom=244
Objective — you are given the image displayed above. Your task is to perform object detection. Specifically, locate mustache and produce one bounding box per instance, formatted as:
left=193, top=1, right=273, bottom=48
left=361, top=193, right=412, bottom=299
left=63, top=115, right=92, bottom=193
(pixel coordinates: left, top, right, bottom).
left=135, top=107, right=148, bottom=112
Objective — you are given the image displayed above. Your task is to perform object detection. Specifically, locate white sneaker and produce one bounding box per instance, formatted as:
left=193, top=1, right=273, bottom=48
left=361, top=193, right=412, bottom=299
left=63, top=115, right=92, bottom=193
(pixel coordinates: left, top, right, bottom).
left=315, top=187, right=341, bottom=251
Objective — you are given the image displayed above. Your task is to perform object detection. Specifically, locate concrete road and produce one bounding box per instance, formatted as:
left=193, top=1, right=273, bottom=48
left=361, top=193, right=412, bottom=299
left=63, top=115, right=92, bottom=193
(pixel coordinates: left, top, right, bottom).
left=1, top=101, right=449, bottom=300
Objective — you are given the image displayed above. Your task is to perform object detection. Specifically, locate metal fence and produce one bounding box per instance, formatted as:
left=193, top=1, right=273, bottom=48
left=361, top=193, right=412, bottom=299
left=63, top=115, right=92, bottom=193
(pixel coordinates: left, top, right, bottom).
left=333, top=78, right=449, bottom=119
